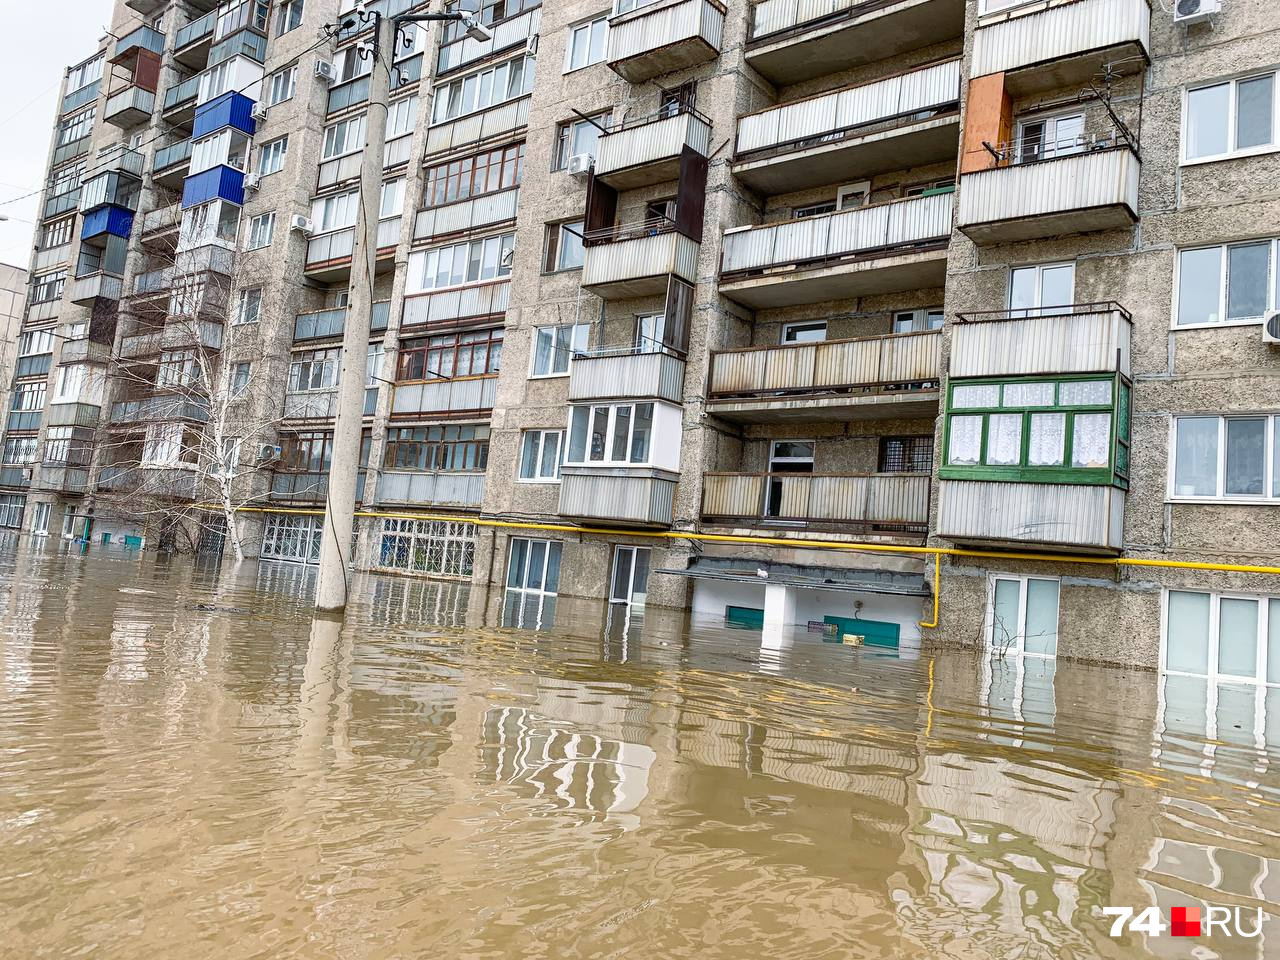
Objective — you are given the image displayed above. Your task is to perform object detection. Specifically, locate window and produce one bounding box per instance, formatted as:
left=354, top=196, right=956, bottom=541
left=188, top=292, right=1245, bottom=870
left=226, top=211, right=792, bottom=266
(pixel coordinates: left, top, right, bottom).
left=383, top=424, right=490, bottom=471
left=379, top=178, right=405, bottom=218
left=1009, top=261, right=1074, bottom=317
left=793, top=200, right=837, bottom=219
left=943, top=376, right=1127, bottom=483
left=553, top=113, right=611, bottom=171
left=0, top=495, right=24, bottom=529
left=543, top=220, right=585, bottom=272
left=1164, top=589, right=1280, bottom=684
left=610, top=546, right=650, bottom=606
left=531, top=323, right=589, bottom=377
left=518, top=429, right=563, bottom=481
left=275, top=0, right=304, bottom=35
left=56, top=108, right=95, bottom=147
left=49, top=161, right=85, bottom=196
left=367, top=342, right=385, bottom=385
left=142, top=423, right=201, bottom=467
left=407, top=232, right=515, bottom=292
left=30, top=502, right=51, bottom=536
left=53, top=363, right=95, bottom=403
left=836, top=181, right=870, bottom=209
left=18, top=329, right=56, bottom=356
left=236, top=287, right=262, bottom=324
left=231, top=362, right=251, bottom=394
left=261, top=513, right=324, bottom=563
left=506, top=538, right=562, bottom=595
left=179, top=200, right=240, bottom=249
left=289, top=348, right=340, bottom=391
left=1184, top=71, right=1279, bottom=163
left=1176, top=239, right=1280, bottom=326
left=781, top=321, right=827, bottom=343
left=40, top=217, right=74, bottom=249
left=43, top=426, right=89, bottom=467
left=312, top=191, right=359, bottom=232
left=431, top=56, right=536, bottom=124
left=377, top=518, right=476, bottom=577
left=246, top=212, right=275, bottom=250
left=258, top=136, right=288, bottom=175
left=1170, top=415, right=1280, bottom=501
left=892, top=308, right=944, bottom=333
left=2, top=437, right=38, bottom=464
left=566, top=402, right=654, bottom=465
left=387, top=95, right=419, bottom=140
left=266, top=65, right=297, bottom=105
left=11, top=383, right=46, bottom=412
left=200, top=59, right=235, bottom=101
left=31, top=270, right=67, bottom=304
left=323, top=115, right=366, bottom=160
left=208, top=437, right=242, bottom=478
left=565, top=16, right=608, bottom=72
left=879, top=435, right=933, bottom=473
left=988, top=575, right=1060, bottom=657
left=157, top=350, right=200, bottom=388
left=66, top=54, right=103, bottom=93
left=279, top=431, right=332, bottom=471
left=424, top=143, right=524, bottom=206
left=396, top=329, right=503, bottom=380
left=335, top=44, right=373, bottom=83
left=1015, top=111, right=1084, bottom=163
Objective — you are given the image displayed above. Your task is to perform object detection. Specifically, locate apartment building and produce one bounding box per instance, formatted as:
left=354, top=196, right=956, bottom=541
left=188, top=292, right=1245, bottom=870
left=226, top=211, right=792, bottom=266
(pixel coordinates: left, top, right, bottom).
left=1, top=0, right=1277, bottom=679
left=0, top=264, right=26, bottom=444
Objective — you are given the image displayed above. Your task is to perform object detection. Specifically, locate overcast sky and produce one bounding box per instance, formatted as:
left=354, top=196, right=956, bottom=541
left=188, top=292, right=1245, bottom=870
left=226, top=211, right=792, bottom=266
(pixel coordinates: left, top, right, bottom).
left=0, top=1, right=111, bottom=271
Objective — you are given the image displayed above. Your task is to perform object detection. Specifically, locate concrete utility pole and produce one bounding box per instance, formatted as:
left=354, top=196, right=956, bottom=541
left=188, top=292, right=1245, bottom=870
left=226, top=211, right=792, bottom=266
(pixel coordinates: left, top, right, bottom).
left=314, top=7, right=493, bottom=614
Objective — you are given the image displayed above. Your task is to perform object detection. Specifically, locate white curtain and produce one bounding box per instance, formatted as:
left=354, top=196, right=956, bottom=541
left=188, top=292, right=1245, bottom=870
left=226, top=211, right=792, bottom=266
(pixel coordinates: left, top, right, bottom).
left=1071, top=413, right=1111, bottom=468
left=987, top=414, right=1022, bottom=466
left=1028, top=413, right=1065, bottom=466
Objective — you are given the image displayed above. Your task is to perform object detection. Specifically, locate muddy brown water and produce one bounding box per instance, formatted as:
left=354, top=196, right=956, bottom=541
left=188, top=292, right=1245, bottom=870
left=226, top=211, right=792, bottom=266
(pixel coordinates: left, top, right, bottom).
left=0, top=540, right=1277, bottom=958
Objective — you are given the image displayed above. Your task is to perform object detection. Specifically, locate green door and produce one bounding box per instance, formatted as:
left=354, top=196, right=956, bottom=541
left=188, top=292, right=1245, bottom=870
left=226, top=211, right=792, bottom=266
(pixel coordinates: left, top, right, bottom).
left=823, top=615, right=900, bottom=649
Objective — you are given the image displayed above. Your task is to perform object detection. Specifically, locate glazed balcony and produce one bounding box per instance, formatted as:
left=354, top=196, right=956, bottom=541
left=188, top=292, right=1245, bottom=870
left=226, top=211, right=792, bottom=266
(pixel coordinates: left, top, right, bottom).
left=719, top=192, right=951, bottom=308
left=606, top=0, right=726, bottom=83
left=413, top=188, right=519, bottom=242
left=377, top=471, right=486, bottom=508
left=0, top=466, right=32, bottom=490
left=568, top=347, right=686, bottom=404
left=595, top=107, right=712, bottom=190
left=46, top=403, right=103, bottom=428
left=746, top=0, right=965, bottom=86
left=702, top=471, right=929, bottom=536
left=581, top=219, right=700, bottom=298
left=391, top=377, right=498, bottom=417
left=937, top=480, right=1124, bottom=552
left=304, top=218, right=399, bottom=279
left=972, top=0, right=1150, bottom=94
left=950, top=303, right=1132, bottom=379
left=104, top=85, right=156, bottom=129
left=436, top=7, right=541, bottom=76
left=958, top=144, right=1139, bottom=244
left=706, top=330, right=941, bottom=421
left=33, top=243, right=70, bottom=272
left=425, top=96, right=530, bottom=157
left=97, top=464, right=199, bottom=500
left=292, top=301, right=390, bottom=342
left=732, top=59, right=961, bottom=194
left=558, top=467, right=678, bottom=528
left=109, top=397, right=209, bottom=426
left=401, top=281, right=510, bottom=329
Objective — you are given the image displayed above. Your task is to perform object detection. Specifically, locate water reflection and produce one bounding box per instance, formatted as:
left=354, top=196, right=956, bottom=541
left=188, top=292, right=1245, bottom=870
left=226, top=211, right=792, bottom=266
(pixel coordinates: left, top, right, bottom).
left=0, top=547, right=1277, bottom=959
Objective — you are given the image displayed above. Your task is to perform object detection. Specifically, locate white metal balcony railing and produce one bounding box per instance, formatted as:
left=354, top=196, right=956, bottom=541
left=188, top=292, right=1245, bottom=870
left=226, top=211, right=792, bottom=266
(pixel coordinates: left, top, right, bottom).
left=708, top=329, right=941, bottom=399
left=305, top=218, right=400, bottom=267
left=559, top=468, right=677, bottom=527
left=595, top=108, right=711, bottom=187
left=735, top=59, right=960, bottom=159
left=950, top=302, right=1132, bottom=379
left=413, top=188, right=519, bottom=241
left=702, top=472, right=929, bottom=532
left=937, top=480, right=1125, bottom=551
left=401, top=281, right=510, bottom=327
left=972, top=0, right=1151, bottom=79
left=391, top=377, right=497, bottom=416
left=377, top=470, right=485, bottom=508
left=722, top=191, right=951, bottom=277
left=568, top=348, right=686, bottom=404
left=425, top=96, right=530, bottom=156
left=606, top=0, right=725, bottom=82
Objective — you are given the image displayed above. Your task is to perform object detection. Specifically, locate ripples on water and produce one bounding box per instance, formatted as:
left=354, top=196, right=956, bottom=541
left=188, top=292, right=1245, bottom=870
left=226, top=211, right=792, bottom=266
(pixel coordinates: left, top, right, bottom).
left=0, top=537, right=1277, bottom=959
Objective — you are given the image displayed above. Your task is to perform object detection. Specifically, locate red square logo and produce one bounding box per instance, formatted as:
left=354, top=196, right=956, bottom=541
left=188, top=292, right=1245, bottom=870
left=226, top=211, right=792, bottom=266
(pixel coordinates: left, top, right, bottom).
left=1171, top=907, right=1201, bottom=937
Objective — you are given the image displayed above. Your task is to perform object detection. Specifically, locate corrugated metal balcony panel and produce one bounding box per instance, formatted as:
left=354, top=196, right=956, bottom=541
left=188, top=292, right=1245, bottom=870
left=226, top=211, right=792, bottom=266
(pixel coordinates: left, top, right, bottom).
left=46, top=402, right=102, bottom=428
left=384, top=133, right=413, bottom=168
left=181, top=164, right=246, bottom=209
left=283, top=390, right=339, bottom=420
left=376, top=216, right=402, bottom=249
left=377, top=471, right=485, bottom=508
left=568, top=351, right=686, bottom=404
left=7, top=411, right=42, bottom=432
left=413, top=188, right=519, bottom=241
left=558, top=468, right=677, bottom=527
left=425, top=96, right=531, bottom=157
left=175, top=10, right=216, bottom=51
left=58, top=339, right=111, bottom=365
left=154, top=139, right=193, bottom=173
left=61, top=80, right=100, bottom=116
left=90, top=146, right=146, bottom=178
left=606, top=0, right=725, bottom=83
left=595, top=112, right=712, bottom=190
left=702, top=472, right=929, bottom=529
left=69, top=272, right=123, bottom=305
left=950, top=308, right=1132, bottom=379
left=26, top=301, right=59, bottom=325
left=957, top=148, right=1140, bottom=244
left=34, top=244, right=70, bottom=272
left=293, top=307, right=346, bottom=341
left=401, top=281, right=510, bottom=327
left=103, top=86, right=156, bottom=128
left=306, top=228, right=356, bottom=268
left=972, top=0, right=1149, bottom=88
left=581, top=232, right=699, bottom=298
left=436, top=8, right=541, bottom=76
left=163, top=75, right=202, bottom=112
left=317, top=152, right=362, bottom=189
left=937, top=479, right=1124, bottom=552
left=36, top=466, right=89, bottom=495
left=391, top=377, right=498, bottom=416
left=113, top=24, right=165, bottom=59
left=141, top=202, right=182, bottom=235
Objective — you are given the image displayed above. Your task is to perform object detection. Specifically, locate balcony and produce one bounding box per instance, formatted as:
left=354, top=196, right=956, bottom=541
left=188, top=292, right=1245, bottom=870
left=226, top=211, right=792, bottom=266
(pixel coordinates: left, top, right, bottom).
left=391, top=377, right=498, bottom=417
left=58, top=339, right=110, bottom=365
left=377, top=471, right=485, bottom=508
left=595, top=108, right=711, bottom=191
left=706, top=330, right=941, bottom=421
left=88, top=145, right=145, bottom=179
left=425, top=95, right=531, bottom=157
left=69, top=272, right=123, bottom=305
left=719, top=192, right=951, bottom=308
left=746, top=0, right=965, bottom=86
left=401, top=281, right=509, bottom=329
left=61, top=80, right=100, bottom=116
left=153, top=140, right=193, bottom=188
left=581, top=222, right=699, bottom=298
left=112, top=24, right=166, bottom=62
left=937, top=480, right=1124, bottom=552
left=950, top=303, right=1132, bottom=379
left=36, top=466, right=89, bottom=495
left=957, top=145, right=1139, bottom=244
left=52, top=136, right=91, bottom=167
left=293, top=300, right=390, bottom=342
left=6, top=412, right=41, bottom=432
left=0, top=466, right=32, bottom=490
left=34, top=244, right=70, bottom=272
left=140, top=202, right=182, bottom=241
left=436, top=7, right=541, bottom=76
left=972, top=0, right=1150, bottom=94
left=46, top=402, right=102, bottom=428
left=97, top=464, right=199, bottom=499
left=702, top=472, right=929, bottom=535
left=174, top=10, right=216, bottom=69
left=283, top=390, right=340, bottom=420
left=413, top=188, right=519, bottom=242
left=109, top=397, right=209, bottom=425
left=304, top=219, right=400, bottom=277
left=732, top=59, right=961, bottom=195
left=104, top=85, right=156, bottom=129
left=271, top=471, right=329, bottom=501
left=558, top=467, right=678, bottom=527
left=14, top=354, right=52, bottom=378
left=44, top=188, right=81, bottom=219
left=162, top=76, right=201, bottom=130
left=568, top=348, right=686, bottom=404
left=606, top=0, right=725, bottom=83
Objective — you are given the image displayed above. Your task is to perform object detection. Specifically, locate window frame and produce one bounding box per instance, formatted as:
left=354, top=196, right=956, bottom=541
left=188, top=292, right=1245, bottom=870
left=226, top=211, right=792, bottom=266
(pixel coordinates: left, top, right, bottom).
left=563, top=15, right=609, bottom=74
left=395, top=328, right=504, bottom=382
left=1160, top=588, right=1280, bottom=687
left=543, top=219, right=585, bottom=273
left=1008, top=260, right=1076, bottom=317
left=1168, top=414, right=1280, bottom=503
left=407, top=232, right=516, bottom=293
left=275, top=0, right=304, bottom=36
left=505, top=537, right=563, bottom=596
left=529, top=322, right=589, bottom=378
left=552, top=113, right=611, bottom=171
left=423, top=142, right=524, bottom=208
left=245, top=211, right=275, bottom=250
left=1173, top=238, right=1280, bottom=329
left=257, top=135, right=288, bottom=175
left=565, top=402, right=655, bottom=467
left=985, top=574, right=1061, bottom=659
left=382, top=423, right=490, bottom=472
left=1182, top=69, right=1280, bottom=166
left=518, top=429, right=564, bottom=482
left=266, top=65, right=298, bottom=106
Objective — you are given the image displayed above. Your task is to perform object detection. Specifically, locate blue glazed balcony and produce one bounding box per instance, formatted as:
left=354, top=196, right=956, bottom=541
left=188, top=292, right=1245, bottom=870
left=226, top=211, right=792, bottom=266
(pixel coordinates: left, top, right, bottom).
left=192, top=91, right=256, bottom=139
left=181, top=165, right=245, bottom=209
left=80, top=206, right=135, bottom=242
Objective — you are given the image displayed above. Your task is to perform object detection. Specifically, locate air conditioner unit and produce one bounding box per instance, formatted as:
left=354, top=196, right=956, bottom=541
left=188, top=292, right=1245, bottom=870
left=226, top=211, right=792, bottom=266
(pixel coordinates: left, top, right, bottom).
left=258, top=443, right=282, bottom=463
left=525, top=34, right=538, bottom=55
left=289, top=214, right=315, bottom=235
left=314, top=59, right=336, bottom=83
left=243, top=172, right=261, bottom=192
left=1264, top=310, right=1280, bottom=345
left=566, top=153, right=593, bottom=178
left=1174, top=0, right=1220, bottom=25
left=250, top=101, right=268, bottom=121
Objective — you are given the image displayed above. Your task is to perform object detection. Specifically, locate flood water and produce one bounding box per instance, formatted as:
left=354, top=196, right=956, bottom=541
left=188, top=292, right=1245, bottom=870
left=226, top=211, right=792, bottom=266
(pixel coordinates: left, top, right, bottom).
left=1, top=540, right=1278, bottom=959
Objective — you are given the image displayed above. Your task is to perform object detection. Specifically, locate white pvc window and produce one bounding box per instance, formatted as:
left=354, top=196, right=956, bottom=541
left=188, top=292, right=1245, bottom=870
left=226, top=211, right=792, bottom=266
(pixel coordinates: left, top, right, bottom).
left=246, top=212, right=275, bottom=249
left=1175, top=239, right=1280, bottom=326
left=322, top=115, right=366, bottom=160
left=610, top=546, right=650, bottom=607
left=1009, top=262, right=1075, bottom=317
left=892, top=308, right=944, bottom=333
left=987, top=575, right=1060, bottom=658
left=1184, top=71, right=1279, bottom=163
left=258, top=136, right=287, bottom=175
left=266, top=65, right=297, bottom=105
left=506, top=538, right=562, bottom=595
left=1170, top=415, right=1280, bottom=501
left=565, top=403, right=653, bottom=465
left=1015, top=112, right=1084, bottom=163
left=407, top=232, right=515, bottom=292
left=431, top=56, right=535, bottom=124
left=18, top=329, right=56, bottom=356
left=565, top=17, right=608, bottom=73
left=531, top=323, right=588, bottom=377
left=312, top=191, right=358, bottom=232
left=387, top=95, right=418, bottom=139
left=1163, top=589, right=1280, bottom=685
left=379, top=178, right=405, bottom=218
left=518, top=430, right=562, bottom=481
